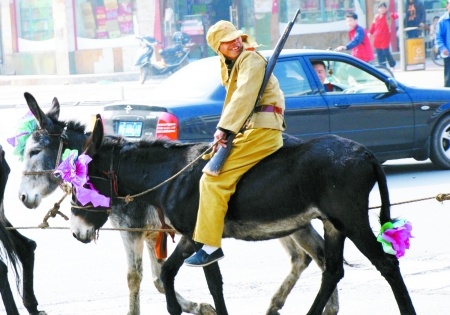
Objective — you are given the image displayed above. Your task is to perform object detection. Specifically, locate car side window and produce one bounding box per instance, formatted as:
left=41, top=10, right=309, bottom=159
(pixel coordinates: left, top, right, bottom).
left=273, top=60, right=312, bottom=97
left=329, top=61, right=389, bottom=94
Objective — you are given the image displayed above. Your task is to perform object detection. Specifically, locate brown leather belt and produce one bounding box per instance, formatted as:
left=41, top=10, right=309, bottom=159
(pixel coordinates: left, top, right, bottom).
left=254, top=105, right=284, bottom=115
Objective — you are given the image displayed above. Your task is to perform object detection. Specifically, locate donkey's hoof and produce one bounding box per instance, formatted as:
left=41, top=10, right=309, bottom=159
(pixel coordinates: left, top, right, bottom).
left=266, top=310, right=280, bottom=315
left=198, top=303, right=216, bottom=315
left=33, top=311, right=47, bottom=315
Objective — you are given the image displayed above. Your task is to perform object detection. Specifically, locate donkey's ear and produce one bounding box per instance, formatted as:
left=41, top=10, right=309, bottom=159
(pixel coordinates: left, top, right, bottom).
left=24, top=92, right=54, bottom=131
left=84, top=114, right=104, bottom=156
left=46, top=97, right=61, bottom=122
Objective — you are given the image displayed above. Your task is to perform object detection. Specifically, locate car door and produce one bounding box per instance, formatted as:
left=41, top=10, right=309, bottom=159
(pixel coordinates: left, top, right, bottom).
left=273, top=58, right=329, bottom=140
left=305, top=57, right=414, bottom=154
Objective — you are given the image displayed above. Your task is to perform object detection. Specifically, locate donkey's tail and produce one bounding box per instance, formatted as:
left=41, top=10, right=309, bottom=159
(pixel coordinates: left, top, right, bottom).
left=0, top=221, right=21, bottom=291
left=372, top=157, right=391, bottom=225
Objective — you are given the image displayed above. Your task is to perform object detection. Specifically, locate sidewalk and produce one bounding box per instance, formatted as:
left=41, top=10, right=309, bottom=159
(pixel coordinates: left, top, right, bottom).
left=393, top=58, right=444, bottom=88
left=0, top=72, right=165, bottom=107
left=0, top=70, right=142, bottom=86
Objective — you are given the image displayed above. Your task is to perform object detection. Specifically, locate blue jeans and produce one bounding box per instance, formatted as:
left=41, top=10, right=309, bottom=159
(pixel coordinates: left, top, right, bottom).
left=376, top=48, right=396, bottom=68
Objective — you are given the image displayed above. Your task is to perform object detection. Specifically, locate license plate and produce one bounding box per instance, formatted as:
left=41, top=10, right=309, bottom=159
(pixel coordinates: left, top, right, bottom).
left=117, top=121, right=143, bottom=138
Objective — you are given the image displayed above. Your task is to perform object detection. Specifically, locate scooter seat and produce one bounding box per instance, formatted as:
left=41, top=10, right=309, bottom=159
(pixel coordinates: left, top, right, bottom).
left=160, top=44, right=184, bottom=58
left=159, top=45, right=186, bottom=65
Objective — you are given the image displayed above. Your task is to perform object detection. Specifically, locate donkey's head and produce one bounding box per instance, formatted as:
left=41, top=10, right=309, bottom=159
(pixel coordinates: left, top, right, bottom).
left=19, top=92, right=87, bottom=209
left=70, top=116, right=110, bottom=243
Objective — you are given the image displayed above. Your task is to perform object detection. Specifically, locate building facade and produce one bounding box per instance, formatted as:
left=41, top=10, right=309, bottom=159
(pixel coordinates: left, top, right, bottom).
left=0, top=0, right=445, bottom=75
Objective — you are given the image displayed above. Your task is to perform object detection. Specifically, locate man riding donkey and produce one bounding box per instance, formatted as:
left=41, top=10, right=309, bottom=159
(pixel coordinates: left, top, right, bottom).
left=184, top=20, right=286, bottom=266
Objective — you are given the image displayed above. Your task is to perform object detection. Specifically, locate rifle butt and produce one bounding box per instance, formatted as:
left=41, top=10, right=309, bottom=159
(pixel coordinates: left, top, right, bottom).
left=202, top=134, right=235, bottom=176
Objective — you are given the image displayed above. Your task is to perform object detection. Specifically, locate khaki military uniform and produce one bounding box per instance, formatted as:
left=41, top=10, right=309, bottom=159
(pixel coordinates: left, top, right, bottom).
left=193, top=28, right=286, bottom=248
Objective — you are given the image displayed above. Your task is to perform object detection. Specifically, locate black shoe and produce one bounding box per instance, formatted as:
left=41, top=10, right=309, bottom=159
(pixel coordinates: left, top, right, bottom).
left=184, top=248, right=224, bottom=267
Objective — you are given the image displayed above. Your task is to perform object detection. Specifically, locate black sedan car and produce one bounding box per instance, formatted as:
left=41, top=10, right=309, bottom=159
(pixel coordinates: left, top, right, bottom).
left=102, top=49, right=450, bottom=169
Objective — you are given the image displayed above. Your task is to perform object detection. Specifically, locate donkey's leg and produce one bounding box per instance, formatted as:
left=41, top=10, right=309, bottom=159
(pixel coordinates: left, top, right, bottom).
left=306, top=220, right=346, bottom=315
left=161, top=236, right=197, bottom=315
left=202, top=262, right=228, bottom=315
left=7, top=227, right=46, bottom=315
left=289, top=225, right=339, bottom=315
left=0, top=259, right=20, bottom=315
left=346, top=223, right=416, bottom=314
left=118, top=231, right=144, bottom=315
left=144, top=234, right=216, bottom=315
left=266, top=235, right=312, bottom=315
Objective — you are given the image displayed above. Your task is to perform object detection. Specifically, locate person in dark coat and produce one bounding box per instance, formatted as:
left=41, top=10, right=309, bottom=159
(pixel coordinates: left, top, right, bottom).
left=404, top=0, right=426, bottom=38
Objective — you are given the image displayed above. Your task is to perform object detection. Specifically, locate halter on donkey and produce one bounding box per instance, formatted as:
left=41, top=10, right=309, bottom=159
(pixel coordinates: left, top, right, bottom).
left=69, top=117, right=415, bottom=315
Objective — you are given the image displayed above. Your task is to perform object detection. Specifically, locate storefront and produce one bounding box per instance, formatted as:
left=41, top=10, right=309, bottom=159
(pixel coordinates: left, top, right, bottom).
left=2, top=0, right=158, bottom=74
left=1, top=0, right=446, bottom=75
left=160, top=0, right=362, bottom=58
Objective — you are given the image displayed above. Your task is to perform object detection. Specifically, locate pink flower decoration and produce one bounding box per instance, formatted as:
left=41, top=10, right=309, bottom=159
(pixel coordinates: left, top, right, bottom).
left=54, top=150, right=110, bottom=208
left=380, top=221, right=413, bottom=258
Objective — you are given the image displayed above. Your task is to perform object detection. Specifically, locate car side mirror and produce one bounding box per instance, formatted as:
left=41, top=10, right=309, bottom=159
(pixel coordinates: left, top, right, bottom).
left=386, top=77, right=398, bottom=92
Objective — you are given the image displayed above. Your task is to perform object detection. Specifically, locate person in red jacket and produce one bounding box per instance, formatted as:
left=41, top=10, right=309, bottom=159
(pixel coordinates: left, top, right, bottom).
left=369, top=2, right=398, bottom=68
left=336, top=12, right=374, bottom=63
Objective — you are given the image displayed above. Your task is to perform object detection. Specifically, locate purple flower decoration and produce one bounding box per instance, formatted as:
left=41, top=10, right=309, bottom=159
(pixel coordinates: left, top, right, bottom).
left=7, top=111, right=38, bottom=161
left=377, top=219, right=413, bottom=259
left=54, top=149, right=110, bottom=208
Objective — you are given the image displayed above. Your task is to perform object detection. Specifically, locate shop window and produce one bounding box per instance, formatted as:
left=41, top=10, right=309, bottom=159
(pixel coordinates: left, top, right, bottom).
left=75, top=0, right=134, bottom=39
left=280, top=0, right=355, bottom=24
left=18, top=0, right=54, bottom=41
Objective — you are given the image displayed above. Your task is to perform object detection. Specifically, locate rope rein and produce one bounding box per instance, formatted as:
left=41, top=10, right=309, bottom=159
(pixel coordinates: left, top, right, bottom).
left=117, top=139, right=220, bottom=203
left=16, top=129, right=449, bottom=233
left=10, top=191, right=450, bottom=233
left=72, top=138, right=221, bottom=210
left=5, top=226, right=177, bottom=232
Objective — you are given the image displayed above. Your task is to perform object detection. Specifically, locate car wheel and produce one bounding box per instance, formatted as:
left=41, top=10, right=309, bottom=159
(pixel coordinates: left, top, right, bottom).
left=430, top=115, right=450, bottom=169
left=139, top=65, right=150, bottom=84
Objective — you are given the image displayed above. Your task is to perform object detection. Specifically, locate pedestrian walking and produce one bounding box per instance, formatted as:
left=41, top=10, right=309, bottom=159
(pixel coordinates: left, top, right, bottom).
left=184, top=20, right=286, bottom=267
left=435, top=0, right=450, bottom=87
left=336, top=12, right=374, bottom=63
left=369, top=2, right=398, bottom=68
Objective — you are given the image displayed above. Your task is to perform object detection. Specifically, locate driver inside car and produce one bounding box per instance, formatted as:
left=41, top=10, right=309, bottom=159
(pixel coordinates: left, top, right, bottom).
left=311, top=60, right=342, bottom=92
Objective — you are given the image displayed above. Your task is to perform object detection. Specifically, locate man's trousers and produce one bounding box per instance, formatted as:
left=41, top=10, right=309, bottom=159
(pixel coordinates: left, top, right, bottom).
left=193, top=128, right=282, bottom=247
left=444, top=57, right=450, bottom=87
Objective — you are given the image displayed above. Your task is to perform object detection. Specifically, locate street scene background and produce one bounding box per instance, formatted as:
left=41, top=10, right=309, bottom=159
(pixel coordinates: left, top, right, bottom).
left=0, top=60, right=449, bottom=314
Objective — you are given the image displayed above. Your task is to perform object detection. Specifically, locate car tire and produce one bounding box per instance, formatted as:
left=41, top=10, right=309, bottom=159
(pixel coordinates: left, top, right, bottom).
left=430, top=115, right=450, bottom=169
left=139, top=65, right=150, bottom=84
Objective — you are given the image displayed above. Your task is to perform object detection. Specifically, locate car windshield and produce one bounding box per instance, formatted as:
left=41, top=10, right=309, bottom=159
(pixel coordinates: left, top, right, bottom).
left=150, top=57, right=221, bottom=100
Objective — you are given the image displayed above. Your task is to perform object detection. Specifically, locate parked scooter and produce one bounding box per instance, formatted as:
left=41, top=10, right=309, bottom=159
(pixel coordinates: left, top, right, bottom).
left=134, top=32, right=191, bottom=84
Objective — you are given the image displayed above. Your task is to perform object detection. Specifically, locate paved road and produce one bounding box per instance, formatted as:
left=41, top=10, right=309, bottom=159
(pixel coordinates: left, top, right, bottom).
left=1, top=150, right=449, bottom=315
